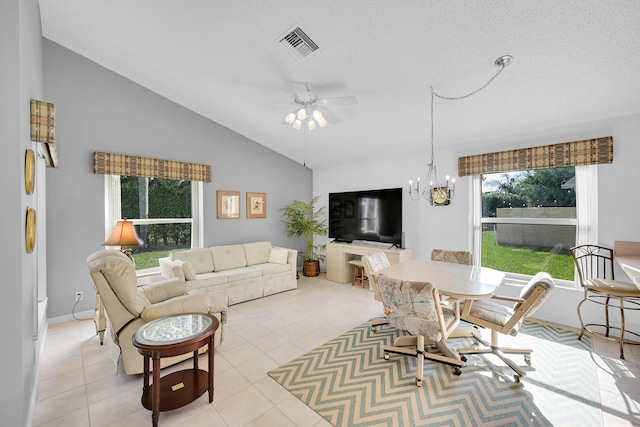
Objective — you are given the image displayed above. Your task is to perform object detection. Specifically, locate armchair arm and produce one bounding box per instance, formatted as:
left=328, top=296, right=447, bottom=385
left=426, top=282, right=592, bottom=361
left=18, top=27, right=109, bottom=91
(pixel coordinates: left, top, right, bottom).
left=141, top=293, right=228, bottom=323
left=138, top=277, right=187, bottom=304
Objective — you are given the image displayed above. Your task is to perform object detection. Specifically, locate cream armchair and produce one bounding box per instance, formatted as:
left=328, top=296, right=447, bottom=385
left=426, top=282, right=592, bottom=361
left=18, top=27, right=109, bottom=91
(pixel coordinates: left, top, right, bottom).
left=87, top=250, right=228, bottom=375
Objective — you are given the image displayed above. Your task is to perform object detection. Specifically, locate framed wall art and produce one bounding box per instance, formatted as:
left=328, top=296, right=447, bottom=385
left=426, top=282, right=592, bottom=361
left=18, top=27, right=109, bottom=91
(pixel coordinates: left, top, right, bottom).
left=246, top=192, right=267, bottom=218
left=217, top=190, right=240, bottom=219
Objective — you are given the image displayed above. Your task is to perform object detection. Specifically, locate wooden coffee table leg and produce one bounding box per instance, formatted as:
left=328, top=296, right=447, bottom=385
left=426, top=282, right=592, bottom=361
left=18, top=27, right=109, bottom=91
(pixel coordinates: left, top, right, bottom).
left=152, top=353, right=160, bottom=427
left=208, top=336, right=215, bottom=402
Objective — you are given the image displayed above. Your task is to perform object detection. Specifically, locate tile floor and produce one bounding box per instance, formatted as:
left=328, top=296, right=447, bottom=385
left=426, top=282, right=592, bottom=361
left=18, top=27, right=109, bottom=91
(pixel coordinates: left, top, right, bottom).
left=34, top=274, right=640, bottom=426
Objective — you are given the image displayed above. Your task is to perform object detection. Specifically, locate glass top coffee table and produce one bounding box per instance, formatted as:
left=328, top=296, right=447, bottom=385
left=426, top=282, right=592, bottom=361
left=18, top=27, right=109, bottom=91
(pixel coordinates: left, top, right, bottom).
left=132, top=313, right=219, bottom=427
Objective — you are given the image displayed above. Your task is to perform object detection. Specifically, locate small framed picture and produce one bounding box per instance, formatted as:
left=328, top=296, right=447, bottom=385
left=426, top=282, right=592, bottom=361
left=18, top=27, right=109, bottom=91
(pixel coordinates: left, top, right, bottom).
left=246, top=192, right=267, bottom=218
left=217, top=190, right=240, bottom=219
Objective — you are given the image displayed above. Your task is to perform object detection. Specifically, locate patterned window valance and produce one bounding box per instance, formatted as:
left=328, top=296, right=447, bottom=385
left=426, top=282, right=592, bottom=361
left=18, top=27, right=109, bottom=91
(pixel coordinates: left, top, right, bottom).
left=457, top=136, right=613, bottom=177
left=93, top=152, right=212, bottom=182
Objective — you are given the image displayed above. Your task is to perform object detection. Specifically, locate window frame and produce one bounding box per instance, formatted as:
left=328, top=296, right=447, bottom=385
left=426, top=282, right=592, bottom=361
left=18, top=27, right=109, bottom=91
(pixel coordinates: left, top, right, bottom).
left=104, top=175, right=203, bottom=275
left=472, top=164, right=598, bottom=289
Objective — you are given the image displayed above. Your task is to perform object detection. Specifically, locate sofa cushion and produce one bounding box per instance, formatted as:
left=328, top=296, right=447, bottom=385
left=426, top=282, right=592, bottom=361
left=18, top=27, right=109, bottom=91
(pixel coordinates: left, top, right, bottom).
left=184, top=272, right=229, bottom=291
left=171, top=248, right=214, bottom=274
left=225, top=267, right=262, bottom=282
left=211, top=245, right=247, bottom=271
left=180, top=260, right=197, bottom=281
left=268, top=247, right=289, bottom=265
left=243, top=241, right=273, bottom=266
left=248, top=263, right=291, bottom=275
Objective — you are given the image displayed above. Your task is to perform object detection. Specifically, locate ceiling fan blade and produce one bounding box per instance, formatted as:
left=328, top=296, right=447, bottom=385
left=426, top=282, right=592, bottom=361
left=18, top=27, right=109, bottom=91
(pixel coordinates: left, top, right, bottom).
left=316, top=95, right=358, bottom=106
left=317, top=107, right=341, bottom=124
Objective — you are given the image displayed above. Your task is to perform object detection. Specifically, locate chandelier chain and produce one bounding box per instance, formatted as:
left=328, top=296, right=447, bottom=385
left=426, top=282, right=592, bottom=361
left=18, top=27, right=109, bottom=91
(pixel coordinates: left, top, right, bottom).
left=409, top=55, right=512, bottom=205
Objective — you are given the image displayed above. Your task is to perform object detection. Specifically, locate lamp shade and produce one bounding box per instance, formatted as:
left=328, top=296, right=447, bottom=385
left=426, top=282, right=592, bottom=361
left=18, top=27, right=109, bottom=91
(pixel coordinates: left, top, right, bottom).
left=104, top=220, right=143, bottom=247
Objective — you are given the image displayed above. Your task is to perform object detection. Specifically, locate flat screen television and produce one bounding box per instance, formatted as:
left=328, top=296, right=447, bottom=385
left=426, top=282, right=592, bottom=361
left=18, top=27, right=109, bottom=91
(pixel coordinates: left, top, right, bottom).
left=328, top=188, right=403, bottom=247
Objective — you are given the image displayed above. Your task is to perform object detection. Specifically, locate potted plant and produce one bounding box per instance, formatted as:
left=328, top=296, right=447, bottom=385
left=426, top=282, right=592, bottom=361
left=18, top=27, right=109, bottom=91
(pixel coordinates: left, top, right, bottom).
left=281, top=196, right=328, bottom=277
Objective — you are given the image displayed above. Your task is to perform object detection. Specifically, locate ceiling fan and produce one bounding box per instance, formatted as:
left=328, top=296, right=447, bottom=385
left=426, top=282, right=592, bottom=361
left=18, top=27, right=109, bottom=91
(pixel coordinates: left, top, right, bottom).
left=282, top=82, right=358, bottom=130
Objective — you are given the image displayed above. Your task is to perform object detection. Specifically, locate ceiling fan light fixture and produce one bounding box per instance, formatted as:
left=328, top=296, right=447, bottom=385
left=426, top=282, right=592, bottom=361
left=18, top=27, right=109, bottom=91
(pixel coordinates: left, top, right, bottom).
left=284, top=112, right=296, bottom=124
left=292, top=119, right=302, bottom=130
left=312, top=109, right=323, bottom=121
left=318, top=117, right=327, bottom=127
left=297, top=108, right=307, bottom=120
left=307, top=120, right=316, bottom=130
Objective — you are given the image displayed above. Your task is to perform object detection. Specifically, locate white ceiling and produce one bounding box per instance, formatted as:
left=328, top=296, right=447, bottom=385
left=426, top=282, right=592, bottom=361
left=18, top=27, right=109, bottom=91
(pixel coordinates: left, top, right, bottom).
left=38, top=0, right=640, bottom=169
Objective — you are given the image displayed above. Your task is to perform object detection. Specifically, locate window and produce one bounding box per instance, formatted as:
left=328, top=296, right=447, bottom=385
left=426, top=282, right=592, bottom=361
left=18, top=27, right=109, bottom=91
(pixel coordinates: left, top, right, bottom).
left=473, top=165, right=597, bottom=287
left=106, top=175, right=203, bottom=272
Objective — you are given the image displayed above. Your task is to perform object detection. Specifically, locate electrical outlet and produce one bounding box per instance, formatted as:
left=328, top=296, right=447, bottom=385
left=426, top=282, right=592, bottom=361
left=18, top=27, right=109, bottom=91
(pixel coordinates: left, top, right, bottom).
left=75, top=291, right=83, bottom=302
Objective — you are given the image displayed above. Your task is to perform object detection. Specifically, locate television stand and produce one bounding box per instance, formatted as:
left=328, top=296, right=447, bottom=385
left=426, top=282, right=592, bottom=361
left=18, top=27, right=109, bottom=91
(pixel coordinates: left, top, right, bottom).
left=326, top=241, right=412, bottom=284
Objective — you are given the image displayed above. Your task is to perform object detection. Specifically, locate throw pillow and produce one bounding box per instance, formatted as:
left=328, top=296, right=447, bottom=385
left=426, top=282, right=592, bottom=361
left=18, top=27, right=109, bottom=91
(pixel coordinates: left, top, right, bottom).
left=179, top=260, right=197, bottom=281
left=268, top=247, right=289, bottom=265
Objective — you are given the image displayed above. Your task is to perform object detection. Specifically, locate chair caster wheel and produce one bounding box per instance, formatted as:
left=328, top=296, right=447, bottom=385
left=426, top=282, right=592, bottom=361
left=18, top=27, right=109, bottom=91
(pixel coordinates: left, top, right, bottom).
left=384, top=354, right=390, bottom=360
left=524, top=354, right=531, bottom=364
left=371, top=326, right=377, bottom=332
left=416, top=379, right=422, bottom=387
left=453, top=367, right=462, bottom=376
left=514, top=375, right=521, bottom=383
left=460, top=355, right=467, bottom=363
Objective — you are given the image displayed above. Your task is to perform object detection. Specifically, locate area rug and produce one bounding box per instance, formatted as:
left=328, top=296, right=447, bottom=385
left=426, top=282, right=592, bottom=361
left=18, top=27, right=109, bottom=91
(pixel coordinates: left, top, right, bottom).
left=268, top=320, right=602, bottom=426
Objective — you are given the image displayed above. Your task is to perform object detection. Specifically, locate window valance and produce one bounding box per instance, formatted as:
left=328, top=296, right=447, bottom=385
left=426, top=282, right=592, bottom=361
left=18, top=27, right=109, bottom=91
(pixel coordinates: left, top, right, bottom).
left=93, top=152, right=212, bottom=182
left=457, top=136, right=613, bottom=177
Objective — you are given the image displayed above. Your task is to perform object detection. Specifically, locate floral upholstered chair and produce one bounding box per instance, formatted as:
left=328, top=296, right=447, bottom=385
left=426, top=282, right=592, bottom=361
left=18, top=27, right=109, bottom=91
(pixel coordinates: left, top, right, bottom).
left=377, top=274, right=465, bottom=387
left=457, top=271, right=555, bottom=382
left=431, top=249, right=474, bottom=265
left=361, top=252, right=392, bottom=331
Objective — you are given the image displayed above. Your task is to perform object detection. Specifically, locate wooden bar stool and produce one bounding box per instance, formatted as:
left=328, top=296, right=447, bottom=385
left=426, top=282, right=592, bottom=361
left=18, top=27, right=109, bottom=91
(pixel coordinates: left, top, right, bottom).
left=348, top=259, right=367, bottom=288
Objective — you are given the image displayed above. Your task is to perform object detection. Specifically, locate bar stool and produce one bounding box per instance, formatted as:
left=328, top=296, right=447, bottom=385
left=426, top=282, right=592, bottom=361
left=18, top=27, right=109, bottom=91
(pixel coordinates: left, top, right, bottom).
left=348, top=259, right=367, bottom=288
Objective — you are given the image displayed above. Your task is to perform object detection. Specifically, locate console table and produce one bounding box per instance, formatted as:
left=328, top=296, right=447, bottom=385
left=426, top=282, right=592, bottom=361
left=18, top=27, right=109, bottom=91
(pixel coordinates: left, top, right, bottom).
left=326, top=241, right=412, bottom=285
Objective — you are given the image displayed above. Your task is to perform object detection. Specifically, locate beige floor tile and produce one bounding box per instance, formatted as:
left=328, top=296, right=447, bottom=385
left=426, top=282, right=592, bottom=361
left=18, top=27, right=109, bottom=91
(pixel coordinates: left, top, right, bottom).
left=33, top=386, right=88, bottom=426
left=34, top=406, right=90, bottom=427
left=214, top=385, right=273, bottom=426
left=34, top=275, right=640, bottom=426
left=244, top=406, right=298, bottom=427
left=276, top=394, right=323, bottom=427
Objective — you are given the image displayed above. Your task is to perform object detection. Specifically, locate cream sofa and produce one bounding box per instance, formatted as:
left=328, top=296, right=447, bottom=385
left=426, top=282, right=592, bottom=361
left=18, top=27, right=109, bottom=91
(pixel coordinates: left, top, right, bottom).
left=87, top=250, right=228, bottom=375
left=159, top=241, right=298, bottom=305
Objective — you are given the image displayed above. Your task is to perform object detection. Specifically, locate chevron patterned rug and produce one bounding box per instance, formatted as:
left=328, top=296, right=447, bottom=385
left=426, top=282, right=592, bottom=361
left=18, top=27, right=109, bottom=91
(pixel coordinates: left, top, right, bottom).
left=269, top=320, right=601, bottom=426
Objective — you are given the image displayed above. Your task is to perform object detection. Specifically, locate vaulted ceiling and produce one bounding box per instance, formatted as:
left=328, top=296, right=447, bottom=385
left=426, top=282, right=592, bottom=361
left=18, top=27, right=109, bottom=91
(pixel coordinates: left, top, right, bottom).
left=38, top=1, right=640, bottom=169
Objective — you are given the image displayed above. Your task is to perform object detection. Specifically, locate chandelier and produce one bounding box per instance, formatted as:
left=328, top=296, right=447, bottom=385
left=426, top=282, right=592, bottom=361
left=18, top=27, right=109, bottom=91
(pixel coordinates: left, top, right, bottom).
left=409, top=55, right=513, bottom=206
left=284, top=105, right=327, bottom=131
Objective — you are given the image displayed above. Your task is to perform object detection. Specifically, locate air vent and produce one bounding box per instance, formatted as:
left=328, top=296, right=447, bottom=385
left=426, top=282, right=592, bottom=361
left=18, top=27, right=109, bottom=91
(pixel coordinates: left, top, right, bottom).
left=278, top=26, right=321, bottom=61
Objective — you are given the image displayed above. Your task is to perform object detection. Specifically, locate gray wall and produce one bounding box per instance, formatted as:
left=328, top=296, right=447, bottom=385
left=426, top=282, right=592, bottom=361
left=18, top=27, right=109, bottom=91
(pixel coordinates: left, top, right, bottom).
left=42, top=40, right=312, bottom=319
left=0, top=0, right=44, bottom=425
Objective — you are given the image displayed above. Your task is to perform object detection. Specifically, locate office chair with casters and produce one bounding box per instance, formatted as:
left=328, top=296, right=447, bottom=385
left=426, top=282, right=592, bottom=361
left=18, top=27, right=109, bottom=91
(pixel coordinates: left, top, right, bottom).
left=571, top=244, right=640, bottom=359
left=457, top=272, right=555, bottom=382
left=361, top=252, right=392, bottom=331
left=377, top=274, right=466, bottom=386
left=431, top=249, right=474, bottom=265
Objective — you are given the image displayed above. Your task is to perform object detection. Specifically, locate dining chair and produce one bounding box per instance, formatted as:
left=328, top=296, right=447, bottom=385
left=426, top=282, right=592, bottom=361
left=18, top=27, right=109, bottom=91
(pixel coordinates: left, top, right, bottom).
left=377, top=274, right=465, bottom=386
left=361, top=252, right=392, bottom=331
left=457, top=272, right=555, bottom=382
left=571, top=244, right=640, bottom=359
left=431, top=249, right=474, bottom=265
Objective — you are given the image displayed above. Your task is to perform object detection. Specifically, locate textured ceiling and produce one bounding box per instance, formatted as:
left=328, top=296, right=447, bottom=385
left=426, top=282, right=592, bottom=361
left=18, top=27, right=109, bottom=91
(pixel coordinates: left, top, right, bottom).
left=38, top=0, right=640, bottom=169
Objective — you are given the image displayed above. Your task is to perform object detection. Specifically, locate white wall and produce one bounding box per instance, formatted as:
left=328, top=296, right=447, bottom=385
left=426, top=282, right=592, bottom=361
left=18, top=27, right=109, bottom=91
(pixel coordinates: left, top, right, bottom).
left=314, top=113, right=640, bottom=330
left=0, top=0, right=45, bottom=425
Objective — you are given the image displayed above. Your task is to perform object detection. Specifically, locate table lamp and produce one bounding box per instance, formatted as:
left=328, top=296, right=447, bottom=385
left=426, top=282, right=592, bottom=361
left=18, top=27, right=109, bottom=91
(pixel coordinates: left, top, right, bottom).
left=104, top=219, right=143, bottom=260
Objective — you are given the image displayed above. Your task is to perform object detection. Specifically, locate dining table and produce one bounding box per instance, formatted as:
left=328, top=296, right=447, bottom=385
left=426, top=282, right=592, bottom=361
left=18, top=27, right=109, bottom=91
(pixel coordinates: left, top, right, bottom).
left=378, top=259, right=506, bottom=300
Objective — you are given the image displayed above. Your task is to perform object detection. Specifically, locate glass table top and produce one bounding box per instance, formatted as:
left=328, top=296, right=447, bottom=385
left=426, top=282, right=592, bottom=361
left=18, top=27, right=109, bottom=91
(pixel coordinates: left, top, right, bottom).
left=137, top=313, right=214, bottom=345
